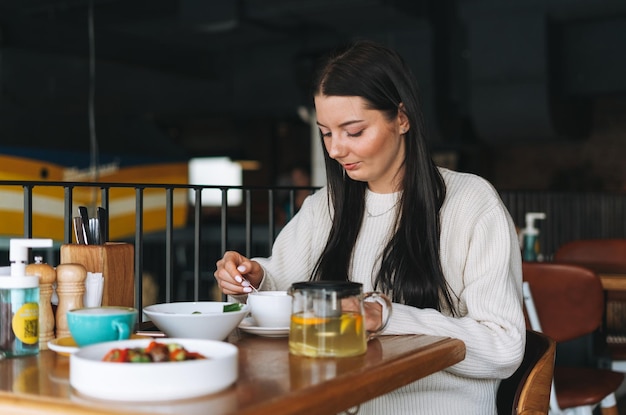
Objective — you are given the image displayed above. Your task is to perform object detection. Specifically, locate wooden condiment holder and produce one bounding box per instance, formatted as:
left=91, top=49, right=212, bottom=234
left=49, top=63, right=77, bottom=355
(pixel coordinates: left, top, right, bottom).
left=55, top=263, right=86, bottom=339
left=60, top=242, right=134, bottom=309
left=25, top=257, right=56, bottom=350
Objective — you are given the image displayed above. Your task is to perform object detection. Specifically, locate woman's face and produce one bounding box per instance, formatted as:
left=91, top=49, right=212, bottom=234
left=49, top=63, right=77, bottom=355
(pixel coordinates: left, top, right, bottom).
left=315, top=95, right=409, bottom=193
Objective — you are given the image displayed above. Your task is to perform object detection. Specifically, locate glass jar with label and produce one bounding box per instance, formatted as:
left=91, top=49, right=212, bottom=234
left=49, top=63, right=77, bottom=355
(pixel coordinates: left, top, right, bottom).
left=0, top=276, right=39, bottom=358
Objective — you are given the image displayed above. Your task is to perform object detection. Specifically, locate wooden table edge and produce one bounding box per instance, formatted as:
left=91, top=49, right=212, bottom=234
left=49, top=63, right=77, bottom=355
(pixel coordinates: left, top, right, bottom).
left=234, top=335, right=466, bottom=415
left=0, top=391, right=145, bottom=415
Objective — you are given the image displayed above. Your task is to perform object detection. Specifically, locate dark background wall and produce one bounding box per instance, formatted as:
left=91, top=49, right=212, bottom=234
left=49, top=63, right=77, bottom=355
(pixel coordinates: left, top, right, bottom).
left=1, top=0, right=626, bottom=190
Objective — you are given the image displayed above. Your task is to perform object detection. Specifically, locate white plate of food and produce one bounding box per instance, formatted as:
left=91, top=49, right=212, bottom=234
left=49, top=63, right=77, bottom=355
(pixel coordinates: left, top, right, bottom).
left=70, top=338, right=238, bottom=401
left=238, top=317, right=289, bottom=338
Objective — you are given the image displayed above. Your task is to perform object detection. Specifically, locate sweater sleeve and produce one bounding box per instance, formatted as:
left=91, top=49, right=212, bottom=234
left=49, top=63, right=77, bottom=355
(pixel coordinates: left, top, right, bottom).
left=383, top=174, right=525, bottom=380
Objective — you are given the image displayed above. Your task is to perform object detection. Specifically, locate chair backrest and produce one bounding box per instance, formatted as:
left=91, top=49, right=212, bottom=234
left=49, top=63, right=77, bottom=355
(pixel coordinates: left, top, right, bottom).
left=555, top=238, right=626, bottom=351
left=497, top=330, right=556, bottom=415
left=521, top=262, right=604, bottom=343
left=554, top=239, right=626, bottom=274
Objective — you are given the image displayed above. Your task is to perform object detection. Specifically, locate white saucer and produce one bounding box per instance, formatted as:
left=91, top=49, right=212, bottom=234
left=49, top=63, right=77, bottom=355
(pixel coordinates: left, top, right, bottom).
left=238, top=317, right=289, bottom=338
left=48, top=337, right=80, bottom=356
left=48, top=334, right=149, bottom=356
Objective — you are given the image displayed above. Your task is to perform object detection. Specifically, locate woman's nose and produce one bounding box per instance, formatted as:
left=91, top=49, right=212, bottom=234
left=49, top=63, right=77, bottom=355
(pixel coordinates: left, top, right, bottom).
left=326, top=136, right=345, bottom=159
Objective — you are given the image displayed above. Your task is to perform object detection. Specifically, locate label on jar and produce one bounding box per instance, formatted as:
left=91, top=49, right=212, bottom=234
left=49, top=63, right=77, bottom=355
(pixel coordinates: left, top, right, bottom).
left=12, top=303, right=39, bottom=344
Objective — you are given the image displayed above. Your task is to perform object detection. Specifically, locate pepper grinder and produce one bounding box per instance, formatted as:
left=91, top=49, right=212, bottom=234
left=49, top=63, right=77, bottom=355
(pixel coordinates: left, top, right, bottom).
left=55, top=263, right=86, bottom=339
left=25, top=256, right=57, bottom=350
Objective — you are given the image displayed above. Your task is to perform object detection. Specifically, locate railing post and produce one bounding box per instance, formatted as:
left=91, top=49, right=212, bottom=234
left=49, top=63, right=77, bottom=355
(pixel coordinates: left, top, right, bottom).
left=165, top=187, right=174, bottom=303
left=64, top=186, right=74, bottom=244
left=22, top=184, right=33, bottom=238
left=193, top=188, right=203, bottom=302
left=245, top=189, right=252, bottom=258
left=268, top=189, right=275, bottom=254
left=100, top=187, right=110, bottom=242
left=134, top=187, right=144, bottom=314
left=219, top=188, right=229, bottom=301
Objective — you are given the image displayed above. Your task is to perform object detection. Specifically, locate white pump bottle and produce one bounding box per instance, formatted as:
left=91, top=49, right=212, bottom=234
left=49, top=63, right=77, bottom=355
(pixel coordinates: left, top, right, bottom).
left=522, top=213, right=546, bottom=262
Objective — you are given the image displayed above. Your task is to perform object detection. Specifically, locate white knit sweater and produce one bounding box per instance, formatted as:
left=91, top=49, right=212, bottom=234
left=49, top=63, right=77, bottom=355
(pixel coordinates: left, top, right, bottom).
left=254, top=168, right=525, bottom=414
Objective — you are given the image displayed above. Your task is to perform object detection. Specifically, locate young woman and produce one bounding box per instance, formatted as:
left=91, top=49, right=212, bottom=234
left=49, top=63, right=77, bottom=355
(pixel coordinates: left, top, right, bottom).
left=214, top=40, right=525, bottom=414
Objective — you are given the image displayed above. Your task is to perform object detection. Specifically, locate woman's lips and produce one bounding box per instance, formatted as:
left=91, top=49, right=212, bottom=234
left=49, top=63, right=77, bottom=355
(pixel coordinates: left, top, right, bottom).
left=343, top=162, right=358, bottom=171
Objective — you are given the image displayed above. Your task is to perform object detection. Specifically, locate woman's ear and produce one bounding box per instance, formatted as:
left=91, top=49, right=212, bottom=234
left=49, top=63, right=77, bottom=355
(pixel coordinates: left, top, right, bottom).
left=398, top=103, right=410, bottom=134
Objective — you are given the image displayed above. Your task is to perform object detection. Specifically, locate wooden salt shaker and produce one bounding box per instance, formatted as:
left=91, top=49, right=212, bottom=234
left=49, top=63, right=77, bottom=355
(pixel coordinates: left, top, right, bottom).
left=55, top=263, right=87, bottom=339
left=25, top=256, right=57, bottom=350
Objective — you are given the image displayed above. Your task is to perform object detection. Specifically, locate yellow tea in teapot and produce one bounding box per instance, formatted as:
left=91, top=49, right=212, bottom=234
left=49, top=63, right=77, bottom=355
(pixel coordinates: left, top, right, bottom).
left=289, top=311, right=366, bottom=357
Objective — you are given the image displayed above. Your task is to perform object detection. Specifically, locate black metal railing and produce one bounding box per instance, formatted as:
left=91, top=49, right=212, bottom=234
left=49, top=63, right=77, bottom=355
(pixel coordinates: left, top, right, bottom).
left=2, top=180, right=625, bottom=311
left=0, top=180, right=318, bottom=311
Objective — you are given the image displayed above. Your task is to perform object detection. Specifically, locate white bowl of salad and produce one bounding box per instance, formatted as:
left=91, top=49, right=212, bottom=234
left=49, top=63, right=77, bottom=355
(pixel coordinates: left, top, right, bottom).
left=70, top=338, right=238, bottom=401
left=143, top=301, right=249, bottom=340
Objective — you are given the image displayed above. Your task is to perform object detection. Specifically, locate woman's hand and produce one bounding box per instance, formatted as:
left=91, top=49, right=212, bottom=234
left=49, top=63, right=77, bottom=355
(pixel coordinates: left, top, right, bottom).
left=214, top=251, right=263, bottom=295
left=341, top=297, right=383, bottom=333
left=363, top=300, right=384, bottom=332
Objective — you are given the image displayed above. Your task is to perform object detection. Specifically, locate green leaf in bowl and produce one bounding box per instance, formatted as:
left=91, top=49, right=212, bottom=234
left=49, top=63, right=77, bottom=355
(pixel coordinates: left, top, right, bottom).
left=223, top=303, right=243, bottom=313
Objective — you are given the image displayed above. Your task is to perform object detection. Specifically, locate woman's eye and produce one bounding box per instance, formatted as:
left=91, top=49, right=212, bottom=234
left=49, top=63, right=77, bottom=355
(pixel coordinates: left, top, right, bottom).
left=321, top=131, right=332, bottom=138
left=347, top=130, right=363, bottom=138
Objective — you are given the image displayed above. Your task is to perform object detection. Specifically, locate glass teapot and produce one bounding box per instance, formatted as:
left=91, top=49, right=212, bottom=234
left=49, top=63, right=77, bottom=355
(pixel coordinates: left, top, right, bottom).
left=288, top=281, right=392, bottom=358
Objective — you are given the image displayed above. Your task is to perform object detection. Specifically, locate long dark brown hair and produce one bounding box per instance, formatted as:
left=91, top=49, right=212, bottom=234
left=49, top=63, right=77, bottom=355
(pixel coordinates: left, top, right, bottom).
left=310, top=40, right=457, bottom=314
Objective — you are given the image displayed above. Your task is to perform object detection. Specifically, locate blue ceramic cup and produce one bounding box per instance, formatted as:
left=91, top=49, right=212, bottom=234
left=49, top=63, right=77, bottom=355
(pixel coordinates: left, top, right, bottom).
left=67, top=306, right=137, bottom=347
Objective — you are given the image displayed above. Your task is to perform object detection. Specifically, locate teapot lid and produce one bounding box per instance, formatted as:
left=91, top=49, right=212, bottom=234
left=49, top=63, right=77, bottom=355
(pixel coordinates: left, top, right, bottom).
left=290, top=281, right=362, bottom=296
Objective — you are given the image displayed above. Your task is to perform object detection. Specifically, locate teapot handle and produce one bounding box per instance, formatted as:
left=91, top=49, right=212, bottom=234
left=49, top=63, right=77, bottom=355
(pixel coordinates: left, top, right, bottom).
left=363, top=292, right=392, bottom=341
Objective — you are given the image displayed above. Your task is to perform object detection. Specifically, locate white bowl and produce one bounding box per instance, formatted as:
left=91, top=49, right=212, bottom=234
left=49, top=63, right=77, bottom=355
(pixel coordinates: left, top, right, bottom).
left=143, top=301, right=249, bottom=340
left=70, top=338, right=238, bottom=401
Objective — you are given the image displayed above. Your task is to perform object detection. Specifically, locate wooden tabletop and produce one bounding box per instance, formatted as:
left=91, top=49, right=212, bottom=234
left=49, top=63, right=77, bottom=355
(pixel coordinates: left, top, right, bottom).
left=0, top=331, right=465, bottom=415
left=599, top=273, right=626, bottom=292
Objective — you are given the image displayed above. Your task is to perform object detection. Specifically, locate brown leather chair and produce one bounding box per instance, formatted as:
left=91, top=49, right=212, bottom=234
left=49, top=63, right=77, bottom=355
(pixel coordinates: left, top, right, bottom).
left=522, top=262, right=624, bottom=415
left=497, top=330, right=556, bottom=415
left=554, top=238, right=626, bottom=365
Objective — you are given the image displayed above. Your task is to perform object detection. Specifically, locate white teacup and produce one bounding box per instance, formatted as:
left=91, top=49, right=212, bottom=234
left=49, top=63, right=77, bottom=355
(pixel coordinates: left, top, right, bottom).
left=247, top=291, right=292, bottom=328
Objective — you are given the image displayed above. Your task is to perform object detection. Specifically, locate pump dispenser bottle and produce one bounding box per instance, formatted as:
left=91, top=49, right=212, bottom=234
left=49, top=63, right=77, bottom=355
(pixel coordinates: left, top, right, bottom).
left=522, top=213, right=546, bottom=262
left=0, top=238, right=53, bottom=358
